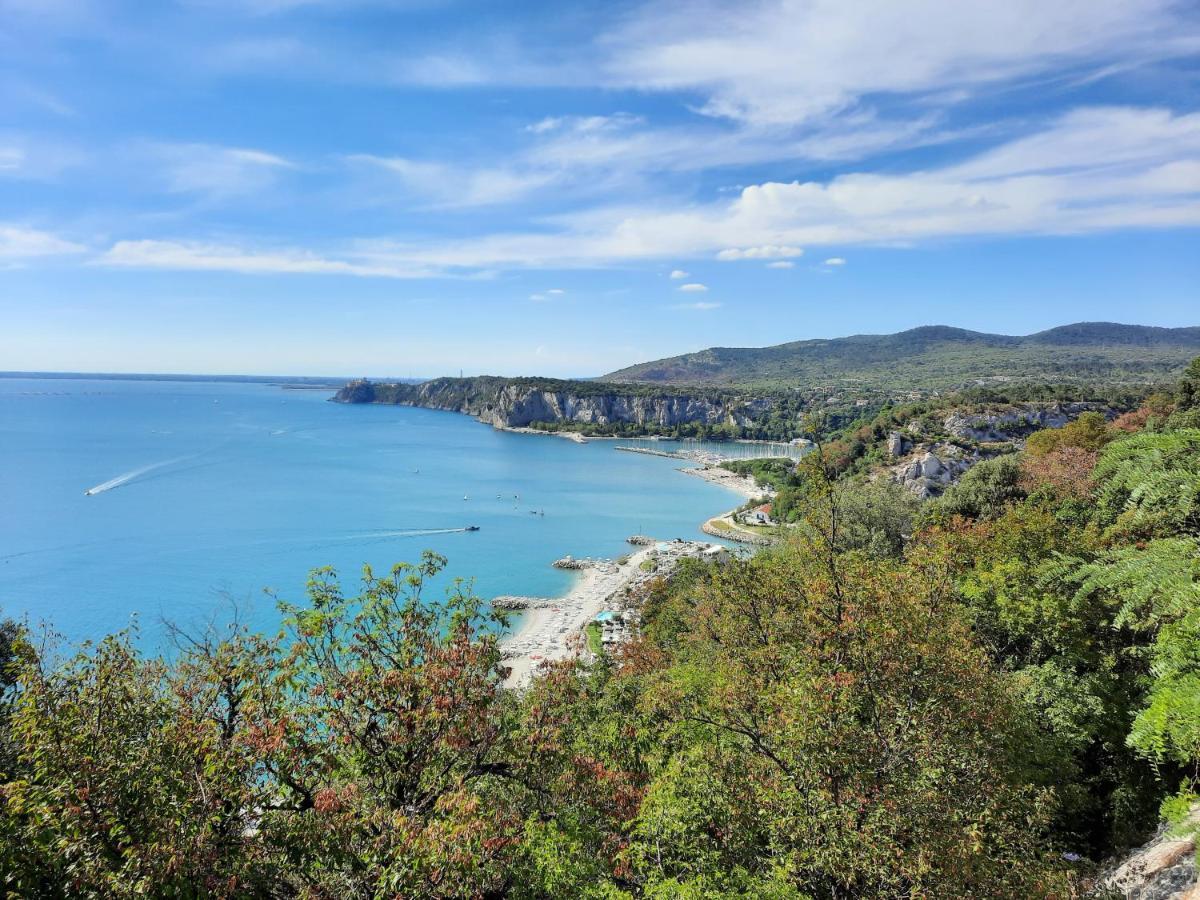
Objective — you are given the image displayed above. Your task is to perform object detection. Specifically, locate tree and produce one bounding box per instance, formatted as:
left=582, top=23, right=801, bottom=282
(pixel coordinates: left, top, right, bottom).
left=262, top=553, right=523, bottom=897
left=1092, top=430, right=1200, bottom=538
left=4, top=627, right=277, bottom=897
left=1025, top=411, right=1113, bottom=457
left=922, top=455, right=1025, bottom=523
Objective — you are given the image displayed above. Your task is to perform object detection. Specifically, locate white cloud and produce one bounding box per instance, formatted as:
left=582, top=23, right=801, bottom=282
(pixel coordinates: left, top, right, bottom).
left=669, top=269, right=689, bottom=279
left=767, top=260, right=795, bottom=269
left=0, top=134, right=84, bottom=180
left=0, top=225, right=85, bottom=258
left=93, top=106, right=1200, bottom=280
left=546, top=288, right=565, bottom=294
left=717, top=245, right=803, bottom=260
left=340, top=106, right=1200, bottom=273
left=672, top=301, right=721, bottom=310
left=348, top=154, right=558, bottom=208
left=608, top=0, right=1198, bottom=126
left=525, top=114, right=642, bottom=135
left=678, top=282, right=708, bottom=292
left=824, top=257, right=846, bottom=265
left=0, top=147, right=23, bottom=171
left=151, top=143, right=294, bottom=197
left=98, top=240, right=433, bottom=278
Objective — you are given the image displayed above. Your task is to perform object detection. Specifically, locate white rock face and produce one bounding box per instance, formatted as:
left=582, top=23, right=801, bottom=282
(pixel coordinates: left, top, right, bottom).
left=887, top=443, right=977, bottom=498
left=942, top=402, right=1114, bottom=443
left=1098, top=806, right=1198, bottom=899
left=920, top=453, right=943, bottom=478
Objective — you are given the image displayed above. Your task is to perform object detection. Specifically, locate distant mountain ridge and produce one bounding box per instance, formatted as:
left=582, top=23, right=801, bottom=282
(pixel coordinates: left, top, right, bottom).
left=602, top=322, right=1200, bottom=390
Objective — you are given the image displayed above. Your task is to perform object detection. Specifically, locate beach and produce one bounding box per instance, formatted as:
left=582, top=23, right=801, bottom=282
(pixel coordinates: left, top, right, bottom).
left=496, top=464, right=770, bottom=687
left=500, top=545, right=654, bottom=685
left=499, top=538, right=734, bottom=686
left=681, top=464, right=767, bottom=499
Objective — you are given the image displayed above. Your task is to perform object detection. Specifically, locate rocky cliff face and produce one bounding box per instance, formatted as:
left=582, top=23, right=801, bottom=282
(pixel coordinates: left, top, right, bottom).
left=1095, top=807, right=1198, bottom=899
left=476, top=385, right=768, bottom=429
left=334, top=378, right=770, bottom=430
left=942, top=401, right=1113, bottom=442
left=880, top=401, right=1118, bottom=498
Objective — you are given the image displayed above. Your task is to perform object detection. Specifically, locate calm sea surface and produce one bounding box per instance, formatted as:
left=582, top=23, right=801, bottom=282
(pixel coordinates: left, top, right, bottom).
left=1, top=377, right=745, bottom=645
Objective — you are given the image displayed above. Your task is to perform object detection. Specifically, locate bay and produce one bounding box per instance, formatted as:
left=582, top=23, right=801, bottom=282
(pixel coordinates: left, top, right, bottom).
left=0, top=377, right=747, bottom=645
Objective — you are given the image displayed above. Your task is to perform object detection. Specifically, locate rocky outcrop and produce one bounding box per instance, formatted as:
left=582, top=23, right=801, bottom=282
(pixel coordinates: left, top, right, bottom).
left=1096, top=809, right=1198, bottom=899
left=942, top=402, right=1115, bottom=443
left=886, top=442, right=979, bottom=498
left=335, top=378, right=771, bottom=431
left=886, top=431, right=911, bottom=458
left=880, top=403, right=1118, bottom=498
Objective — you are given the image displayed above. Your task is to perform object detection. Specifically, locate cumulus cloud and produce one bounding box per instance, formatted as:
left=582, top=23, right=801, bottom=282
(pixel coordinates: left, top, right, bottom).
left=669, top=269, right=689, bottom=278
left=339, top=106, right=1200, bottom=273
left=824, top=257, right=846, bottom=265
left=678, top=282, right=708, bottom=292
left=717, top=245, right=804, bottom=260
left=98, top=106, right=1200, bottom=279
left=767, top=260, right=795, bottom=269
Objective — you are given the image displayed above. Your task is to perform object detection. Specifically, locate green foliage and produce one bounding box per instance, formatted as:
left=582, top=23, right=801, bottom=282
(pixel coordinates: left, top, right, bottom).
left=6, top=359, right=1200, bottom=894
left=0, top=555, right=524, bottom=898
left=924, top=455, right=1026, bottom=522
left=719, top=457, right=799, bottom=492
left=1025, top=411, right=1114, bottom=456
left=603, top=323, right=1200, bottom=392
left=1092, top=429, right=1200, bottom=537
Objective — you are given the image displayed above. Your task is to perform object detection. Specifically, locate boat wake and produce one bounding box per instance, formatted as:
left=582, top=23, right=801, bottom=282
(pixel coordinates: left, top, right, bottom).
left=353, top=527, right=478, bottom=540
left=84, top=455, right=195, bottom=496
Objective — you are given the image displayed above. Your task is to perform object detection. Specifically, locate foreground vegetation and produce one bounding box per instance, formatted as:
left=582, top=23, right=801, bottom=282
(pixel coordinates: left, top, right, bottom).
left=2, top=359, right=1199, bottom=897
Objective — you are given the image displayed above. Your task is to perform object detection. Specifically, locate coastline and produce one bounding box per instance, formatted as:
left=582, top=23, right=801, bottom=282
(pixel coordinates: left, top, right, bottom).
left=498, top=463, right=770, bottom=687
left=499, top=545, right=656, bottom=686
left=680, top=464, right=766, bottom=499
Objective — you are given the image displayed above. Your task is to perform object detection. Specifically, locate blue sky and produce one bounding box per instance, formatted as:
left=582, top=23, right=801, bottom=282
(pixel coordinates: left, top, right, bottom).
left=1, top=0, right=1198, bottom=377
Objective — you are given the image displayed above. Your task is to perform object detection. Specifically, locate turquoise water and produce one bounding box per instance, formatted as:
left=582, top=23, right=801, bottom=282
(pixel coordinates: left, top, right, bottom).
left=1, top=378, right=743, bottom=645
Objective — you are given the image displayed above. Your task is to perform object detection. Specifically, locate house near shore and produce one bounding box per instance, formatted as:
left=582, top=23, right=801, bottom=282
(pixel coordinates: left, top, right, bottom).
left=741, top=503, right=775, bottom=526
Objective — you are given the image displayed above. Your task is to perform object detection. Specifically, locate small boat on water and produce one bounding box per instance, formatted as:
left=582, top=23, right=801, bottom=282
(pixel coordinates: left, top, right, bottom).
left=465, top=525, right=480, bottom=531
left=463, top=494, right=470, bottom=501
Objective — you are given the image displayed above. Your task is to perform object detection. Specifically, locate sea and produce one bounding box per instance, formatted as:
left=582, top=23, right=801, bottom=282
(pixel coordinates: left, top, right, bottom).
left=1, top=376, right=760, bottom=647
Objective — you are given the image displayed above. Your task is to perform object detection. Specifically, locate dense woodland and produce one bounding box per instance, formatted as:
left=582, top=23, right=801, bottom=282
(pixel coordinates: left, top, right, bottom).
left=2, top=359, right=1199, bottom=897
left=603, top=323, right=1200, bottom=391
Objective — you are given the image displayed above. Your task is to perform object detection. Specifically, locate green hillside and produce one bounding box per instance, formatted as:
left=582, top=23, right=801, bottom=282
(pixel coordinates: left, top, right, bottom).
left=602, top=322, right=1200, bottom=391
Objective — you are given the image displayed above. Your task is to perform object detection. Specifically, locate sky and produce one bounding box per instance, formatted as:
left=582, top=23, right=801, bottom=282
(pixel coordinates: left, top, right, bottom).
left=1, top=0, right=1198, bottom=377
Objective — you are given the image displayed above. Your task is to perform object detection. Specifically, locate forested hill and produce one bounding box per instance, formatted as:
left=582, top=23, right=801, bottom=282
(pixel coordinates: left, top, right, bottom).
left=602, top=322, right=1200, bottom=390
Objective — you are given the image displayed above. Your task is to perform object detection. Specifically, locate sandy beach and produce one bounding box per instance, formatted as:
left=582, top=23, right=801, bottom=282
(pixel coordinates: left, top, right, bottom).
left=681, top=464, right=769, bottom=499
left=499, top=545, right=658, bottom=685
left=498, top=464, right=770, bottom=687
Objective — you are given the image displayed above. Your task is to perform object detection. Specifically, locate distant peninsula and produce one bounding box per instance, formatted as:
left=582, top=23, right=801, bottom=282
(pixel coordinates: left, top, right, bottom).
left=334, top=322, right=1200, bottom=440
